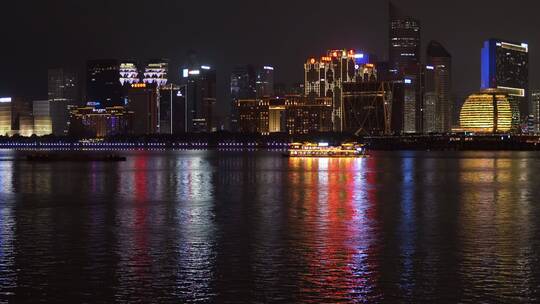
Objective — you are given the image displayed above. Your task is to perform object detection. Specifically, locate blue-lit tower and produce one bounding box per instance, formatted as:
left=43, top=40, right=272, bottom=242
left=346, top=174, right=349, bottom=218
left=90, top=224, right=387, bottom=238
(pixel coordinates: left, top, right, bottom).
left=481, top=39, right=529, bottom=124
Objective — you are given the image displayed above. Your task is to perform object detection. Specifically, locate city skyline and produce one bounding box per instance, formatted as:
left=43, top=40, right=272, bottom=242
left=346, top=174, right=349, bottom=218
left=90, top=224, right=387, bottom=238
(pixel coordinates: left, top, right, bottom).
left=2, top=0, right=539, bottom=109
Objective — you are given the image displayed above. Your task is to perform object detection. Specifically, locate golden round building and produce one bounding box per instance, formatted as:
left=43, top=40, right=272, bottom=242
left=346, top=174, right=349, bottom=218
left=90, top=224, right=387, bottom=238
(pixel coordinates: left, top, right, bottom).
left=459, top=90, right=515, bottom=133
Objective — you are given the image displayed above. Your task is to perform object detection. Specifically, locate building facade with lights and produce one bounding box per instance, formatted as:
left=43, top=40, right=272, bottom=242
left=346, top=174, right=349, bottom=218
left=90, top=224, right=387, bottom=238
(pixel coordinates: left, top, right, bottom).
left=159, top=84, right=185, bottom=134
left=425, top=41, right=452, bottom=133
left=459, top=89, right=516, bottom=133
left=69, top=105, right=133, bottom=138
left=127, top=83, right=159, bottom=135
left=389, top=3, right=421, bottom=75
left=230, top=65, right=275, bottom=131
left=304, top=50, right=377, bottom=132
left=87, top=59, right=123, bottom=107
left=481, top=39, right=529, bottom=123
left=33, top=100, right=53, bottom=136
left=235, top=96, right=333, bottom=135
left=182, top=65, right=217, bottom=132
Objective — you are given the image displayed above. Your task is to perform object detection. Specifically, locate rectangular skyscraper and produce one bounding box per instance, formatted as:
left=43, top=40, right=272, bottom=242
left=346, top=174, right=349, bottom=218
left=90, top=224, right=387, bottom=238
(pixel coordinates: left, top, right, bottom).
left=389, top=2, right=421, bottom=74
left=183, top=65, right=217, bottom=132
left=426, top=41, right=452, bottom=133
left=481, top=39, right=529, bottom=121
left=87, top=59, right=123, bottom=108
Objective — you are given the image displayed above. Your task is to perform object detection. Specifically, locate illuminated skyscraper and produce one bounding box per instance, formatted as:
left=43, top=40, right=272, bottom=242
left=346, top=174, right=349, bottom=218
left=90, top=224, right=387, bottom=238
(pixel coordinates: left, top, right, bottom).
left=230, top=65, right=275, bottom=131
left=48, top=68, right=79, bottom=105
left=230, top=65, right=257, bottom=131
left=119, top=62, right=140, bottom=86
left=481, top=39, right=529, bottom=122
left=127, top=83, right=159, bottom=135
left=304, top=50, right=377, bottom=131
left=530, top=90, right=540, bottom=133
left=389, top=2, right=421, bottom=75
left=87, top=59, right=123, bottom=107
left=0, top=98, right=12, bottom=135
left=33, top=100, right=53, bottom=136
left=159, top=84, right=185, bottom=134
left=182, top=65, right=217, bottom=132
left=256, top=66, right=274, bottom=98
left=143, top=60, right=168, bottom=87
left=426, top=41, right=452, bottom=132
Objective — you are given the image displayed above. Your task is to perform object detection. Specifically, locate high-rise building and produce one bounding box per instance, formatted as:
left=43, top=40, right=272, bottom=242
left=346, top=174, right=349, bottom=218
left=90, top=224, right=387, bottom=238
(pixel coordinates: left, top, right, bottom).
left=127, top=83, right=159, bottom=135
left=143, top=60, right=168, bottom=87
left=481, top=39, right=529, bottom=122
left=0, top=98, right=12, bottom=135
left=33, top=100, right=53, bottom=136
left=182, top=65, right=217, bottom=132
left=389, top=3, right=423, bottom=133
left=236, top=99, right=269, bottom=134
left=50, top=99, right=70, bottom=136
left=230, top=65, right=257, bottom=131
left=119, top=62, right=140, bottom=86
left=389, top=2, right=421, bottom=75
left=159, top=84, right=185, bottom=134
left=530, top=90, right=540, bottom=133
left=48, top=68, right=79, bottom=105
left=256, top=66, right=274, bottom=98
left=87, top=59, right=122, bottom=107
left=426, top=41, right=452, bottom=132
left=230, top=65, right=275, bottom=131
left=304, top=50, right=377, bottom=131
left=422, top=92, right=437, bottom=133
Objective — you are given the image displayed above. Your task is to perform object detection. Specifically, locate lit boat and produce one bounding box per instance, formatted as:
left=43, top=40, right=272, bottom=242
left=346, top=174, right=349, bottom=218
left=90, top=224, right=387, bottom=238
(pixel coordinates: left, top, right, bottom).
left=286, top=142, right=367, bottom=158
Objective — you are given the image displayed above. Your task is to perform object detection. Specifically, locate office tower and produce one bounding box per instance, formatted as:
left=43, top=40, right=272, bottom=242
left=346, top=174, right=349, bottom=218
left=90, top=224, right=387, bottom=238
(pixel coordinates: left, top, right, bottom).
left=87, top=59, right=122, bottom=107
left=422, top=92, right=437, bottom=133
left=230, top=65, right=257, bottom=131
left=33, top=100, right=53, bottom=136
left=119, top=62, right=140, bottom=86
left=127, top=83, right=159, bottom=135
left=182, top=65, right=217, bottom=132
left=0, top=98, right=12, bottom=135
left=159, top=84, right=185, bottom=134
left=530, top=90, right=540, bottom=133
left=50, top=99, right=70, bottom=136
left=143, top=60, right=168, bottom=87
left=235, top=99, right=269, bottom=134
left=69, top=105, right=133, bottom=137
left=284, top=96, right=333, bottom=134
left=459, top=89, right=515, bottom=133
left=402, top=76, right=418, bottom=133
left=256, top=66, right=274, bottom=98
left=389, top=2, right=421, bottom=75
left=48, top=68, right=79, bottom=105
left=481, top=39, right=529, bottom=123
left=426, top=41, right=452, bottom=132
left=304, top=50, right=377, bottom=131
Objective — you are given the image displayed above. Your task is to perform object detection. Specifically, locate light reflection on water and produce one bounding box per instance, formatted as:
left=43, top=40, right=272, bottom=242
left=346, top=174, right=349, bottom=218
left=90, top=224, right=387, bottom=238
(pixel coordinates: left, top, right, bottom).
left=0, top=150, right=539, bottom=302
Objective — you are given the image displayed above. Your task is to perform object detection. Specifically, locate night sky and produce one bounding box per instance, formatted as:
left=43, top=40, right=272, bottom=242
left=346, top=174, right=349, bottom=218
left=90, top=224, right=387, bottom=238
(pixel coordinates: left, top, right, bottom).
left=1, top=0, right=538, bottom=111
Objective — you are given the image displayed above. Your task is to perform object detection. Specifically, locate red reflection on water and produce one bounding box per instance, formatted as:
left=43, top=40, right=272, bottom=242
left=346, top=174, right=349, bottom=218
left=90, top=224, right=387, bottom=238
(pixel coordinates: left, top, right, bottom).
left=133, top=154, right=150, bottom=278
left=292, top=158, right=379, bottom=301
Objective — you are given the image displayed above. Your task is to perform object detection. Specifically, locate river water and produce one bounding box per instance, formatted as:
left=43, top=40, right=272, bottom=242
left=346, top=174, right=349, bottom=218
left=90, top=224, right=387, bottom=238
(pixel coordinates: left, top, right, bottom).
left=0, top=150, right=539, bottom=303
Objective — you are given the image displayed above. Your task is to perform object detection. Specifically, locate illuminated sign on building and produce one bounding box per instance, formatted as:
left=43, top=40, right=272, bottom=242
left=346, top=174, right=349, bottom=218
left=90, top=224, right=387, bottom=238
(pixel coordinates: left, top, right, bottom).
left=0, top=97, right=12, bottom=103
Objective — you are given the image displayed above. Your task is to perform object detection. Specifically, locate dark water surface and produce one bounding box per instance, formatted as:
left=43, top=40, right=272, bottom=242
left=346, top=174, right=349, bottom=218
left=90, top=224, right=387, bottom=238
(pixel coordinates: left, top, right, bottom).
left=1, top=150, right=540, bottom=303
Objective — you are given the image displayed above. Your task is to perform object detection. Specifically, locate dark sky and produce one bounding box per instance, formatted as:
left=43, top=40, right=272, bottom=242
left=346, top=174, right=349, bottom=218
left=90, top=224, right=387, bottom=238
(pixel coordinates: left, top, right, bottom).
left=1, top=0, right=538, bottom=109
